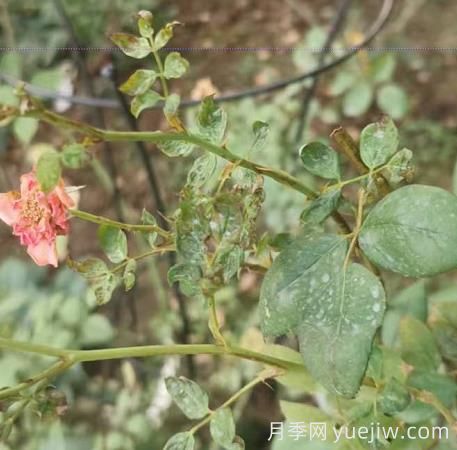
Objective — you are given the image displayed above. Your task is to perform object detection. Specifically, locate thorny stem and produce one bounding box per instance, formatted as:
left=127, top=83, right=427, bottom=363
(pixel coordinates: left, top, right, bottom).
left=31, top=106, right=317, bottom=196
left=0, top=336, right=303, bottom=399
left=70, top=209, right=171, bottom=239
left=19, top=105, right=355, bottom=232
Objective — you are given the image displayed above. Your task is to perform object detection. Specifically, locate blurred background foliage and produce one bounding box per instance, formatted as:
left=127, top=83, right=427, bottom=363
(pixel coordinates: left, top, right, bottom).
left=1, top=0, right=457, bottom=448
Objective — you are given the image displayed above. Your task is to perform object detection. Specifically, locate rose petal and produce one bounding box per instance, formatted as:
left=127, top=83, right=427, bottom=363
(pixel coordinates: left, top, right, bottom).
left=0, top=192, right=20, bottom=226
left=26, top=240, right=58, bottom=267
left=20, top=171, right=39, bottom=196
left=54, top=181, right=75, bottom=209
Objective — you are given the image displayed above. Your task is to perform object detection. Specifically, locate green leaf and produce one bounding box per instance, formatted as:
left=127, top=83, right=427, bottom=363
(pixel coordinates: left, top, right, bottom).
left=377, top=84, right=409, bottom=120
left=30, top=69, right=62, bottom=90
left=187, top=153, right=218, bottom=188
left=123, top=258, right=137, bottom=292
left=279, top=401, right=332, bottom=423
left=262, top=345, right=316, bottom=392
left=110, top=33, right=151, bottom=58
left=261, top=234, right=345, bottom=336
left=81, top=313, right=115, bottom=346
left=164, top=93, right=181, bottom=119
left=400, top=317, right=441, bottom=371
left=97, top=225, right=128, bottom=263
left=61, top=143, right=88, bottom=169
left=299, top=142, right=340, bottom=180
left=158, top=139, right=194, bottom=157
left=371, top=53, right=396, bottom=83
left=359, top=185, right=457, bottom=277
left=0, top=85, right=19, bottom=107
left=359, top=116, right=399, bottom=169
left=342, top=82, right=373, bottom=117
left=13, top=117, right=38, bottom=145
left=36, top=150, right=62, bottom=192
left=165, top=376, right=209, bottom=419
left=196, top=96, right=227, bottom=145
left=382, top=281, right=427, bottom=347
left=210, top=408, right=236, bottom=449
left=377, top=378, right=411, bottom=415
left=250, top=121, right=270, bottom=153
left=120, top=69, right=158, bottom=96
left=137, top=10, right=154, bottom=38
left=167, top=263, right=202, bottom=297
left=141, top=209, right=158, bottom=247
left=0, top=52, right=21, bottom=78
left=175, top=194, right=209, bottom=265
left=164, top=52, right=189, bottom=79
left=260, top=234, right=385, bottom=397
left=409, top=371, right=457, bottom=408
left=300, top=189, right=341, bottom=224
left=153, top=22, right=179, bottom=51
left=432, top=320, right=457, bottom=362
left=68, top=258, right=119, bottom=305
left=163, top=432, right=195, bottom=450
left=384, top=148, right=414, bottom=185
left=214, top=245, right=244, bottom=283
left=329, top=70, right=356, bottom=96
left=131, top=90, right=162, bottom=118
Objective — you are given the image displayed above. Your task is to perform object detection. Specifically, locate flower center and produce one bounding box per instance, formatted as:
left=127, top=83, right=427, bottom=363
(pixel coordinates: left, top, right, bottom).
left=22, top=197, right=44, bottom=224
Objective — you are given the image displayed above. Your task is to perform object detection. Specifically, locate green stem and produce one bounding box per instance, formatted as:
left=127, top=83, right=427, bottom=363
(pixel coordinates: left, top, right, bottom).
left=190, top=375, right=266, bottom=434
left=28, top=107, right=317, bottom=198
left=0, top=337, right=69, bottom=358
left=111, top=246, right=175, bottom=273
left=22, top=106, right=353, bottom=231
left=331, top=164, right=389, bottom=190
left=0, top=337, right=303, bottom=372
left=207, top=296, right=227, bottom=348
left=0, top=356, right=75, bottom=400
left=152, top=48, right=169, bottom=97
left=70, top=209, right=170, bottom=238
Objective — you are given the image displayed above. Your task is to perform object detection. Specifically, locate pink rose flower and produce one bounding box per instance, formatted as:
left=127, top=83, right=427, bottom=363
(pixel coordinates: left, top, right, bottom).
left=0, top=171, right=74, bottom=267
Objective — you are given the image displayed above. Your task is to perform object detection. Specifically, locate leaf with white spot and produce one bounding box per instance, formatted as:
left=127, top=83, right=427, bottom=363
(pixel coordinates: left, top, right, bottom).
left=196, top=96, right=227, bottom=145
left=359, top=185, right=457, bottom=277
left=250, top=121, right=270, bottom=153
left=131, top=91, right=162, bottom=118
left=163, top=432, right=195, bottom=450
left=360, top=117, right=399, bottom=169
left=165, top=376, right=209, bottom=419
left=260, top=234, right=385, bottom=397
left=210, top=408, right=236, bottom=449
left=164, top=52, right=189, bottom=79
left=98, top=225, right=128, bottom=263
left=300, top=189, right=341, bottom=225
left=299, top=142, right=340, bottom=180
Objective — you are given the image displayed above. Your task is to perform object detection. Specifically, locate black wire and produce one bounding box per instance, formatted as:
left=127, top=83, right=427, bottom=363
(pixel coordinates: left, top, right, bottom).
left=0, top=0, right=394, bottom=110
left=294, top=0, right=353, bottom=144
